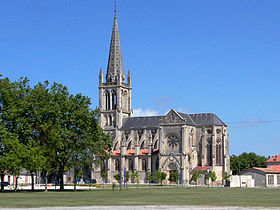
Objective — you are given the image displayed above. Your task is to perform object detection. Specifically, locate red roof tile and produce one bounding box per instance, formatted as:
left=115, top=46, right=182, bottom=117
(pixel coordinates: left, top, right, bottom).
left=253, top=166, right=280, bottom=173
left=139, top=149, right=149, bottom=155
left=267, top=154, right=280, bottom=162
left=111, top=149, right=152, bottom=156
left=193, top=166, right=211, bottom=171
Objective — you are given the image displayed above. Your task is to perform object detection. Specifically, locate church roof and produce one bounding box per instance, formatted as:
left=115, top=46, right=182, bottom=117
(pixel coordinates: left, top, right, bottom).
left=188, top=113, right=226, bottom=126
left=121, top=116, right=163, bottom=129
left=121, top=111, right=226, bottom=130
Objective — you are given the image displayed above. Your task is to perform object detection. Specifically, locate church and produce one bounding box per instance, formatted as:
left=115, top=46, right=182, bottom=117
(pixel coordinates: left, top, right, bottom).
left=92, top=9, right=230, bottom=185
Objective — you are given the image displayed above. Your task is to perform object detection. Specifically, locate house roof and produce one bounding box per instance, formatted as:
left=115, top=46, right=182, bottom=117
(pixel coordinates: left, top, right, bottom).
left=121, top=111, right=226, bottom=130
left=267, top=154, right=280, bottom=162
left=249, top=166, right=280, bottom=174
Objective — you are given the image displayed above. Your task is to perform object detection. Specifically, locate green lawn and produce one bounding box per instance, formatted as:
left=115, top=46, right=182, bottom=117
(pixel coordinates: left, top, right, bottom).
left=0, top=187, right=280, bottom=208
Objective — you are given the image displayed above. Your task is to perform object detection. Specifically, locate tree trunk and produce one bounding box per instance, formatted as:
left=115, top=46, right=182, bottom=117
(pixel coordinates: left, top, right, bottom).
left=1, top=173, right=4, bottom=192
left=74, top=175, right=76, bottom=192
left=31, top=174, right=34, bottom=191
left=15, top=177, right=18, bottom=192
left=45, top=176, right=48, bottom=192
left=59, top=167, right=64, bottom=191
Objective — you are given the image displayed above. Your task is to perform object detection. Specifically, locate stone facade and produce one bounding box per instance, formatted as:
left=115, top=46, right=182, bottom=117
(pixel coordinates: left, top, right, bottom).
left=92, top=9, right=230, bottom=185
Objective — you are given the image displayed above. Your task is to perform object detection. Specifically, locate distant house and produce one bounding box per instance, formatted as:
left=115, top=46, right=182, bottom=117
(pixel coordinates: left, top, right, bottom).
left=240, top=155, right=280, bottom=187
left=267, top=154, right=280, bottom=167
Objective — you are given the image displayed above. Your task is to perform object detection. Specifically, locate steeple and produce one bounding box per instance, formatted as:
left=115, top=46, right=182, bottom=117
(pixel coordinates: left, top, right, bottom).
left=106, top=7, right=125, bottom=83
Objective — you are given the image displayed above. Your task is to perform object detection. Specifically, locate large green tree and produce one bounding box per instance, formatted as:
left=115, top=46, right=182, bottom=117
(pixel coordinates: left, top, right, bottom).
left=0, top=77, right=112, bottom=191
left=0, top=126, right=23, bottom=192
left=230, top=152, right=267, bottom=175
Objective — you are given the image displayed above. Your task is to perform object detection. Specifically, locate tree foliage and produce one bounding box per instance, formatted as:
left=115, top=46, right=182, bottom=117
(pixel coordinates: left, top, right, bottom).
left=0, top=77, right=112, bottom=191
left=191, top=170, right=201, bottom=187
left=230, top=152, right=267, bottom=175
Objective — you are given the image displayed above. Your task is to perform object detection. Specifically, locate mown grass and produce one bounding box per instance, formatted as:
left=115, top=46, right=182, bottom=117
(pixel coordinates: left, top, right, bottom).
left=0, top=187, right=280, bottom=208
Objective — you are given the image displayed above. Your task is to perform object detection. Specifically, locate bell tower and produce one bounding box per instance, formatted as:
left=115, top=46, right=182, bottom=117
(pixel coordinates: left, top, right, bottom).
left=99, top=8, right=132, bottom=133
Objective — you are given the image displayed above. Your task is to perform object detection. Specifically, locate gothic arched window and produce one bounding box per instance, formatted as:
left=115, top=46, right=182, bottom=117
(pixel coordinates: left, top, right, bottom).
left=216, top=139, right=222, bottom=165
left=142, top=159, right=147, bottom=171
left=129, top=158, right=134, bottom=171
left=115, top=159, right=120, bottom=171
left=105, top=91, right=111, bottom=110
left=206, top=138, right=212, bottom=166
left=111, top=90, right=116, bottom=110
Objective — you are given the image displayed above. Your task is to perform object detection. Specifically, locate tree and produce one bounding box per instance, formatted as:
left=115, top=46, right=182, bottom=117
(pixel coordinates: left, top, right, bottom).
left=27, top=81, right=112, bottom=190
left=204, top=171, right=210, bottom=187
left=191, top=170, right=201, bottom=187
left=131, top=171, right=140, bottom=188
left=230, top=152, right=267, bottom=175
left=223, top=172, right=231, bottom=187
left=209, top=171, right=217, bottom=187
left=154, top=170, right=166, bottom=186
left=0, top=127, right=23, bottom=192
left=147, top=172, right=154, bottom=187
left=101, top=168, right=108, bottom=189
left=168, top=171, right=178, bottom=183
left=114, top=173, right=121, bottom=190
left=22, top=140, right=46, bottom=191
left=0, top=77, right=112, bottom=191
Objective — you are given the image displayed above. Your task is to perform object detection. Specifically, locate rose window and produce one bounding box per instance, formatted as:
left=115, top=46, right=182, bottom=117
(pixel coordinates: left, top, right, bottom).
left=167, top=135, right=178, bottom=149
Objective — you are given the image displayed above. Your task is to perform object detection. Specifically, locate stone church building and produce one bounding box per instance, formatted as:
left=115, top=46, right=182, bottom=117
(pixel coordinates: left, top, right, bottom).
left=92, top=10, right=230, bottom=185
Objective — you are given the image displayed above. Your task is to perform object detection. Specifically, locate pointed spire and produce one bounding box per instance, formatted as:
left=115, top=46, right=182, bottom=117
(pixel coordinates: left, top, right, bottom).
left=127, top=69, right=131, bottom=86
left=99, top=67, right=103, bottom=84
left=106, top=7, right=125, bottom=83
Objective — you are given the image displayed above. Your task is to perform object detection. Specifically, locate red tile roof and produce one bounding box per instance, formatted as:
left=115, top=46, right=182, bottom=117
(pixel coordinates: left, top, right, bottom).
left=111, top=149, right=154, bottom=156
left=267, top=154, right=280, bottom=162
left=193, top=166, right=211, bottom=171
left=253, top=165, right=280, bottom=173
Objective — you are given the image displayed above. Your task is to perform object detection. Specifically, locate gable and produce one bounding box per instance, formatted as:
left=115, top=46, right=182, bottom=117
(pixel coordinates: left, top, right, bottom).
left=161, top=109, right=185, bottom=124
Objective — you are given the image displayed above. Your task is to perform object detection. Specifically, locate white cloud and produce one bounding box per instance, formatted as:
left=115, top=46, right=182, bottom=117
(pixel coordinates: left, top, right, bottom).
left=132, top=108, right=159, bottom=117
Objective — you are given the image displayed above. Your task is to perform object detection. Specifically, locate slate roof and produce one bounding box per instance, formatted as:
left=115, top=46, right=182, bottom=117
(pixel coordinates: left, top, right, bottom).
left=121, top=116, right=163, bottom=129
left=121, top=111, right=226, bottom=130
left=186, top=113, right=226, bottom=126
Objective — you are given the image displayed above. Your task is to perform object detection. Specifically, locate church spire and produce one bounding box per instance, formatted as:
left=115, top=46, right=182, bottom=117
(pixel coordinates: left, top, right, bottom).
left=106, top=7, right=125, bottom=83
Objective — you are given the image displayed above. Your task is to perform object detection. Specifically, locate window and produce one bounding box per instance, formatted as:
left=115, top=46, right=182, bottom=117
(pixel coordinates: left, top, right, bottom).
left=206, top=139, right=212, bottom=166
left=268, top=175, right=274, bottom=185
left=277, top=175, right=280, bottom=185
left=142, top=159, right=147, bottom=171
left=167, top=134, right=178, bottom=149
left=129, top=159, right=134, bottom=171
left=115, top=159, right=120, bottom=171
left=216, top=139, right=222, bottom=165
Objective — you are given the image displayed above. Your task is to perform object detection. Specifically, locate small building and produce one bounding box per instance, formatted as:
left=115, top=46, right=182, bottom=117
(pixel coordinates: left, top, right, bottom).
left=240, top=166, right=280, bottom=187
left=267, top=154, right=280, bottom=167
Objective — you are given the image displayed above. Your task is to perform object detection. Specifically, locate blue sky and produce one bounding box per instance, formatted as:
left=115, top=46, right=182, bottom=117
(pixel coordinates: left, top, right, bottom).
left=1, top=0, right=279, bottom=156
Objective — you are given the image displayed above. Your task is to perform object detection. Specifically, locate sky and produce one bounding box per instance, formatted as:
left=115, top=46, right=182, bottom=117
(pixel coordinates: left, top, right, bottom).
left=1, top=0, right=279, bottom=157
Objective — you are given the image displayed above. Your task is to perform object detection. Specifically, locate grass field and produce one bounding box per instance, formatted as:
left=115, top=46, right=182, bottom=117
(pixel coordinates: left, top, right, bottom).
left=0, top=187, right=280, bottom=208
